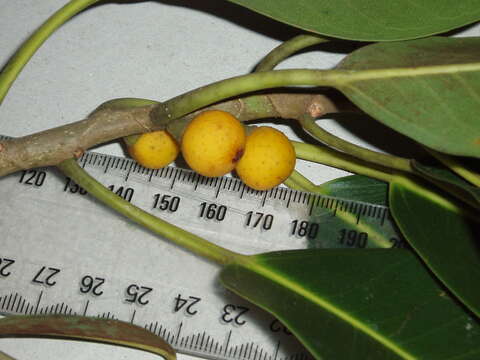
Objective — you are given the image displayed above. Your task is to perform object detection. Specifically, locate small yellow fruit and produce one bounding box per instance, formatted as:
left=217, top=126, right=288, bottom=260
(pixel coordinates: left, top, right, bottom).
left=181, top=110, right=246, bottom=177
left=236, top=127, right=296, bottom=190
left=128, top=130, right=179, bottom=169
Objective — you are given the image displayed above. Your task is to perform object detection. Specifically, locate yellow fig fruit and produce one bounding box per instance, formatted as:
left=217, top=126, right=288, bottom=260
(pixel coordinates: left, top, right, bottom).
left=236, top=126, right=295, bottom=190
left=181, top=110, right=246, bottom=177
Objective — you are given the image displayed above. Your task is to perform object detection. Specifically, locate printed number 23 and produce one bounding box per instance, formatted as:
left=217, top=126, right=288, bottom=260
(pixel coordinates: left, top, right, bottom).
left=222, top=304, right=249, bottom=325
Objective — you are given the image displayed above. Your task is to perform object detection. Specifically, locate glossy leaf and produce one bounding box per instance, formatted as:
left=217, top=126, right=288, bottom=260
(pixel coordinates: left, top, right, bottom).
left=307, top=208, right=398, bottom=250
left=221, top=249, right=480, bottom=360
left=389, top=176, right=480, bottom=317
left=412, top=160, right=480, bottom=208
left=336, top=36, right=480, bottom=158
left=317, top=175, right=388, bottom=206
left=226, top=0, right=480, bottom=41
left=308, top=175, right=403, bottom=249
left=0, top=315, right=175, bottom=360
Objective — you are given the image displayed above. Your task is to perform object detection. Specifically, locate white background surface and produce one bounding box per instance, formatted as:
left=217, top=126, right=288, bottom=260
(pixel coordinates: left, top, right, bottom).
left=0, top=1, right=479, bottom=359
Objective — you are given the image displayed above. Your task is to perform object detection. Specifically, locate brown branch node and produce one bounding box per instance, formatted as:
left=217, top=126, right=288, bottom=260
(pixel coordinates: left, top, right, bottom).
left=73, top=148, right=84, bottom=159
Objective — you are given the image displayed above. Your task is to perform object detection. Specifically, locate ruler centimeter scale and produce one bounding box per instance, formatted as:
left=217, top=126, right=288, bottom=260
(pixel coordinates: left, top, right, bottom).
left=0, top=135, right=403, bottom=360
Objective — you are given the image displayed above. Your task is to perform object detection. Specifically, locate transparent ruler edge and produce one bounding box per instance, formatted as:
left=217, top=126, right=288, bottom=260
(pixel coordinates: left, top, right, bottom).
left=0, top=134, right=404, bottom=360
left=0, top=134, right=402, bottom=238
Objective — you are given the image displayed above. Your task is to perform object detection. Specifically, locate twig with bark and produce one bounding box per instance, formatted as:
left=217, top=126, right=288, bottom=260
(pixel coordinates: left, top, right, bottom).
left=0, top=93, right=338, bottom=177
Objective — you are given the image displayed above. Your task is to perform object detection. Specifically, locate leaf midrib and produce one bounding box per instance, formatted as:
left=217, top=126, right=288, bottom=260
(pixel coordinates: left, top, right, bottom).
left=242, top=257, right=416, bottom=360
left=336, top=62, right=480, bottom=85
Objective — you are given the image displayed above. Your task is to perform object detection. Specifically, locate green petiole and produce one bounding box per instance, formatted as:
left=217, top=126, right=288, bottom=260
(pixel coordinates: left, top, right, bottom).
left=255, top=34, right=329, bottom=72
left=293, top=141, right=395, bottom=183
left=299, top=115, right=413, bottom=174
left=0, top=0, right=102, bottom=104
left=58, top=159, right=241, bottom=266
left=427, top=149, right=480, bottom=187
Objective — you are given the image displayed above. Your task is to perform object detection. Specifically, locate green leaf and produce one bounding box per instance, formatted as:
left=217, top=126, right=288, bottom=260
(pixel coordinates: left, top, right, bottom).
left=389, top=176, right=480, bottom=317
left=307, top=175, right=404, bottom=250
left=221, top=249, right=480, bottom=360
left=412, top=160, right=480, bottom=208
left=226, top=1, right=480, bottom=41
left=0, top=315, right=175, bottom=360
left=317, top=175, right=388, bottom=206
left=336, top=36, right=480, bottom=158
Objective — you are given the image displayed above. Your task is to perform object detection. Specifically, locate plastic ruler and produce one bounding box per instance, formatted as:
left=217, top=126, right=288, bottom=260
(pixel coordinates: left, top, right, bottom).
left=0, top=136, right=403, bottom=360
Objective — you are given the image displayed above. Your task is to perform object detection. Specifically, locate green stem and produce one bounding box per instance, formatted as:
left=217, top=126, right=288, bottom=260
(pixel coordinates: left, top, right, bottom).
left=286, top=170, right=324, bottom=193
left=285, top=156, right=392, bottom=248
left=287, top=141, right=394, bottom=248
left=293, top=141, right=394, bottom=183
left=155, top=61, right=480, bottom=126
left=256, top=34, right=329, bottom=72
left=427, top=149, right=480, bottom=187
left=0, top=0, right=101, bottom=104
left=155, top=69, right=342, bottom=123
left=300, top=115, right=413, bottom=173
left=254, top=34, right=331, bottom=195
left=287, top=152, right=392, bottom=248
left=95, top=97, right=160, bottom=111
left=253, top=34, right=397, bottom=194
left=283, top=171, right=314, bottom=192
left=282, top=177, right=304, bottom=191
left=283, top=138, right=396, bottom=248
left=57, top=159, right=241, bottom=266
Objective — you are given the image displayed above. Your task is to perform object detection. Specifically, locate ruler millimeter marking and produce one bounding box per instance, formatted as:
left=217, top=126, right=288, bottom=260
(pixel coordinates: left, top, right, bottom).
left=76, top=149, right=390, bottom=226
left=0, top=136, right=404, bottom=360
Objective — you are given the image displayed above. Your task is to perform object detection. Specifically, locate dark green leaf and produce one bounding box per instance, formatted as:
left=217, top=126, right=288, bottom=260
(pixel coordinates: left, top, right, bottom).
left=221, top=249, right=480, bottom=360
left=308, top=175, right=402, bottom=249
left=225, top=0, right=480, bottom=41
left=389, top=176, right=480, bottom=317
left=0, top=315, right=175, bottom=360
left=226, top=1, right=480, bottom=41
left=412, top=160, right=480, bottom=208
left=317, top=175, right=388, bottom=206
left=336, top=36, right=480, bottom=158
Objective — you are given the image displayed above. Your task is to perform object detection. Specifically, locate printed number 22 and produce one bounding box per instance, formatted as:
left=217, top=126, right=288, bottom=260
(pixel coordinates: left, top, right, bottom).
left=0, top=258, right=15, bottom=277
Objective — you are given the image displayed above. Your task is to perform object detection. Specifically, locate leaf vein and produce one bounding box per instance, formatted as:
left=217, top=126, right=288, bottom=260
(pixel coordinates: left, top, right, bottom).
left=250, top=259, right=416, bottom=360
left=452, top=73, right=480, bottom=104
